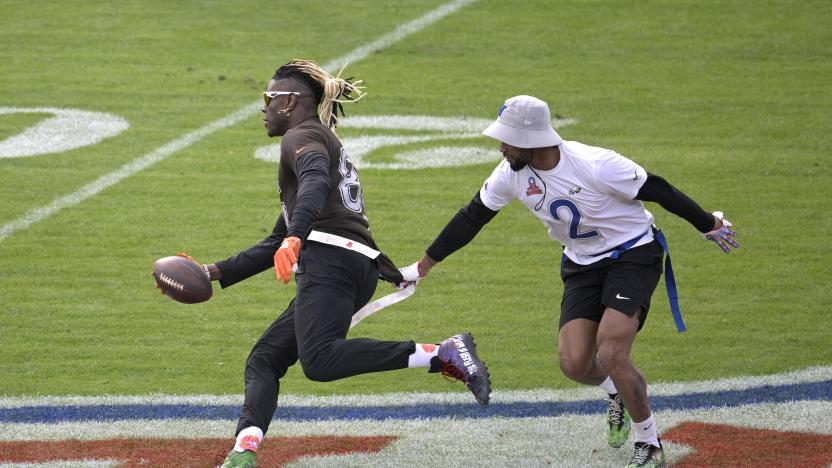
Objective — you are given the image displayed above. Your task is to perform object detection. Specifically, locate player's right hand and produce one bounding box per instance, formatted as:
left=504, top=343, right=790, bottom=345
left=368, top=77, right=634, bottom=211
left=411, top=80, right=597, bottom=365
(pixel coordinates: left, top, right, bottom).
left=274, top=236, right=302, bottom=284
left=704, top=211, right=739, bottom=253
left=399, top=256, right=436, bottom=283
left=399, top=262, right=423, bottom=282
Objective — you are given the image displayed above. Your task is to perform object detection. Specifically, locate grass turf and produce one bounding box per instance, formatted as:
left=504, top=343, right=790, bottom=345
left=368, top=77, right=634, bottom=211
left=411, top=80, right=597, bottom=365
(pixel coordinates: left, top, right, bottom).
left=0, top=0, right=830, bottom=396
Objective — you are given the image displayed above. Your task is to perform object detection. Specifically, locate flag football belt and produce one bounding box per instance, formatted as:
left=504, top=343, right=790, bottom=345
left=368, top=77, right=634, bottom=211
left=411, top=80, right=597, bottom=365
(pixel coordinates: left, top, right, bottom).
left=307, top=230, right=417, bottom=329
left=587, top=229, right=687, bottom=333
left=654, top=229, right=686, bottom=333
left=307, top=230, right=381, bottom=259
left=589, top=230, right=650, bottom=260
left=350, top=281, right=416, bottom=329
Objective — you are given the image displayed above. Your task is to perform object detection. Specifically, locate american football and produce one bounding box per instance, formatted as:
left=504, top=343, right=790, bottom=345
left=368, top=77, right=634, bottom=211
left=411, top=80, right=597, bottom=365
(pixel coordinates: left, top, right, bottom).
left=152, top=254, right=212, bottom=304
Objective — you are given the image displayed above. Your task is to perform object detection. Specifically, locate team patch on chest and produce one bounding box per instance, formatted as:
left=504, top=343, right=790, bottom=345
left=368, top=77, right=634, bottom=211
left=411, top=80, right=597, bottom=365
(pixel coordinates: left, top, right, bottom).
left=525, top=177, right=544, bottom=196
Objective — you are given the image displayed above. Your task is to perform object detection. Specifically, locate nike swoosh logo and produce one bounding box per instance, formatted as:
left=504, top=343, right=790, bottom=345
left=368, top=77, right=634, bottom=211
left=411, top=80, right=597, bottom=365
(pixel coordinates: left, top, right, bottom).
left=295, top=145, right=309, bottom=155
left=615, top=293, right=631, bottom=300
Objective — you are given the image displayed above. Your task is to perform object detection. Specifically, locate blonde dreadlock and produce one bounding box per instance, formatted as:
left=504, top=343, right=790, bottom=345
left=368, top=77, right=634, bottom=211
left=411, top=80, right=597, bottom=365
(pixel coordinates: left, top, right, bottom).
left=274, top=60, right=365, bottom=131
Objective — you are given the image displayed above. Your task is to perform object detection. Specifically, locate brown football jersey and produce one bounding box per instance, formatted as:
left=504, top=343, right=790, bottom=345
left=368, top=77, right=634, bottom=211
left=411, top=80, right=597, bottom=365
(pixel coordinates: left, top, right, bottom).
left=278, top=118, right=374, bottom=248
left=277, top=118, right=402, bottom=283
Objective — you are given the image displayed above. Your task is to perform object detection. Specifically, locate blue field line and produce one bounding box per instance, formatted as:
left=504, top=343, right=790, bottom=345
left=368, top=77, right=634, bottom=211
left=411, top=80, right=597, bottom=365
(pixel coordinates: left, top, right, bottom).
left=1, top=380, right=829, bottom=424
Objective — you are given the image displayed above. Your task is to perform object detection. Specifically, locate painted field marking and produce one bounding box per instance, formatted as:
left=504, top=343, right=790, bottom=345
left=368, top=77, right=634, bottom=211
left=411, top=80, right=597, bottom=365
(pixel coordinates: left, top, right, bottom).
left=1, top=379, right=829, bottom=424
left=0, top=0, right=478, bottom=243
left=254, top=114, right=578, bottom=169
left=1, top=363, right=828, bottom=409
left=0, top=107, right=129, bottom=158
left=0, top=366, right=829, bottom=467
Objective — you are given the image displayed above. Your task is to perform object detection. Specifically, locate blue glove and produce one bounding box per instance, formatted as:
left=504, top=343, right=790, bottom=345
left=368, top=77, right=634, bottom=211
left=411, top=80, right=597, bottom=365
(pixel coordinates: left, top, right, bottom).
left=704, top=211, right=739, bottom=253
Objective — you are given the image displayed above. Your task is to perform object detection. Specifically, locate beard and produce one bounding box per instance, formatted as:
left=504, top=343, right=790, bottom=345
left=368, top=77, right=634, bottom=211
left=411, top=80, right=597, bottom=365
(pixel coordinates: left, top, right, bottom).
left=266, top=118, right=288, bottom=137
left=508, top=159, right=528, bottom=171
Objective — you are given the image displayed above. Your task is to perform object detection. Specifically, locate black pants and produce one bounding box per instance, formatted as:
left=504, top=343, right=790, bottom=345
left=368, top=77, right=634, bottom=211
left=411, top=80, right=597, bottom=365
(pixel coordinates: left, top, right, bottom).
left=235, top=241, right=415, bottom=435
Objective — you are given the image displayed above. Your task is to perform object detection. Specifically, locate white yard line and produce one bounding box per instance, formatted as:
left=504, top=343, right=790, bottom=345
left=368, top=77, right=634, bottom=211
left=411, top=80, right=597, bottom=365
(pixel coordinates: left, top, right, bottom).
left=0, top=364, right=828, bottom=408
left=0, top=0, right=477, bottom=242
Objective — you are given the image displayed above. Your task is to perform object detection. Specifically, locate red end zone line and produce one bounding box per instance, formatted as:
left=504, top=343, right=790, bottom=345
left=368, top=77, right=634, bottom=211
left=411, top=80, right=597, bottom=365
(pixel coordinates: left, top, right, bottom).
left=0, top=435, right=397, bottom=467
left=664, top=422, right=832, bottom=468
left=3, top=423, right=832, bottom=467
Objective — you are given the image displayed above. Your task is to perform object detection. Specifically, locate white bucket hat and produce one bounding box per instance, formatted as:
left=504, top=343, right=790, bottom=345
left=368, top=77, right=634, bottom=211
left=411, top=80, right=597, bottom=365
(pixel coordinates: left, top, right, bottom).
left=482, top=95, right=562, bottom=148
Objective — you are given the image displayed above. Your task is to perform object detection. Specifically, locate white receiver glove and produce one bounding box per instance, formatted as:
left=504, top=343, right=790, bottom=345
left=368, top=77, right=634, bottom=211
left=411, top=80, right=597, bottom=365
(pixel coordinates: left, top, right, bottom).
left=399, top=262, right=422, bottom=282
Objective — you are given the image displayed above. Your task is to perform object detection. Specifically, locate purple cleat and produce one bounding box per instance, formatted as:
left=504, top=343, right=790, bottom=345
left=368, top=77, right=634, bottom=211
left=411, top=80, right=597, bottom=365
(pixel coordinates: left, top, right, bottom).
left=432, top=332, right=492, bottom=405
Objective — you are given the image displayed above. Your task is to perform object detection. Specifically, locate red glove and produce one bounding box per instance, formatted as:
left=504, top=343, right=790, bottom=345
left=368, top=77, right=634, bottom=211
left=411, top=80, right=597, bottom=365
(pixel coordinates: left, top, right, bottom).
left=274, top=237, right=302, bottom=284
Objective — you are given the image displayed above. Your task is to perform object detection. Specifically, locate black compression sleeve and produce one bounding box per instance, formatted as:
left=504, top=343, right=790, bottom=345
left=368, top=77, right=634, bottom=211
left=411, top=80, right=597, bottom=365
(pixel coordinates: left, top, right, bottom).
left=425, top=192, right=499, bottom=261
left=215, top=214, right=287, bottom=288
left=286, top=151, right=331, bottom=239
left=635, top=173, right=715, bottom=233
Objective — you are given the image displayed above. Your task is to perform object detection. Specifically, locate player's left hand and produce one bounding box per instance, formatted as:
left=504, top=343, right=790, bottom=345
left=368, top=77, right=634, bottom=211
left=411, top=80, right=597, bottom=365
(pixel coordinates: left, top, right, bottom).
left=274, top=236, right=302, bottom=284
left=704, top=211, right=739, bottom=253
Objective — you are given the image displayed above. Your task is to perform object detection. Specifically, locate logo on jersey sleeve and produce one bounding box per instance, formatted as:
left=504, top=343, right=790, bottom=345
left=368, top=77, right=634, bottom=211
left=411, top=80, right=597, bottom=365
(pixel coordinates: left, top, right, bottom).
left=526, top=177, right=543, bottom=196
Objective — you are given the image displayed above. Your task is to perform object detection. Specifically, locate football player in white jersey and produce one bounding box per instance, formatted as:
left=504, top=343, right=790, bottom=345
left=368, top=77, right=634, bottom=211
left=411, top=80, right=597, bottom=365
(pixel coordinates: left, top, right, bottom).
left=400, top=95, right=739, bottom=468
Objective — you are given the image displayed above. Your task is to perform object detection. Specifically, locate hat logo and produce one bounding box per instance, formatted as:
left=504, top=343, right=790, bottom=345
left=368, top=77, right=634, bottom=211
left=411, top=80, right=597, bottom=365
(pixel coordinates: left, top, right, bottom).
left=497, top=104, right=507, bottom=117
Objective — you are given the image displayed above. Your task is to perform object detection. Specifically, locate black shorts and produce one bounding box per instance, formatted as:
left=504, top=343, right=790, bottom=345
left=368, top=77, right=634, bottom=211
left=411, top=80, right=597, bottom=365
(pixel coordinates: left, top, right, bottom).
left=559, top=239, right=664, bottom=331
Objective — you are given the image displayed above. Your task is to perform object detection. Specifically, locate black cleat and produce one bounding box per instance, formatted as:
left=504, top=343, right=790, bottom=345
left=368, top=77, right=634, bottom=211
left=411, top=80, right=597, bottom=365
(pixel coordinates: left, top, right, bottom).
left=626, top=439, right=665, bottom=468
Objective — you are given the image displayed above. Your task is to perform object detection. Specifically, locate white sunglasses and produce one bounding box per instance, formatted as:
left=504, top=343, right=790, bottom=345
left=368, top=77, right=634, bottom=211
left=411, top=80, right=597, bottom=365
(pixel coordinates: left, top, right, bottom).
left=263, top=91, right=300, bottom=106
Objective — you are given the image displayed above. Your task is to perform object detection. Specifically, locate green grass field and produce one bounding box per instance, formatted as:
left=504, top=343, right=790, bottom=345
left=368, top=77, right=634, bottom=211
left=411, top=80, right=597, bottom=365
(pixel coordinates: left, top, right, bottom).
left=1, top=0, right=830, bottom=397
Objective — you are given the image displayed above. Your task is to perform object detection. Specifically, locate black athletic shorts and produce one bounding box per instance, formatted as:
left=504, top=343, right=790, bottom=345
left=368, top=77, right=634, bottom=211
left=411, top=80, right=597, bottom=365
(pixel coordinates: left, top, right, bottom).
left=559, top=239, right=664, bottom=331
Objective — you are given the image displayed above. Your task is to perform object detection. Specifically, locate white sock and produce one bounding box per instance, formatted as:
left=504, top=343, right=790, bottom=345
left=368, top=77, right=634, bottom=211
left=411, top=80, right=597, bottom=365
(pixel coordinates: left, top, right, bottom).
left=599, top=376, right=618, bottom=395
left=632, top=414, right=660, bottom=447
left=234, top=426, right=264, bottom=453
left=408, top=343, right=439, bottom=368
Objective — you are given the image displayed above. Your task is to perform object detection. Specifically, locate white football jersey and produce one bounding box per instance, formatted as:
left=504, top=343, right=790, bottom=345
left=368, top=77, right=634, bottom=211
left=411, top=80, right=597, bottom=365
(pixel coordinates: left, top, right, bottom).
left=479, top=140, right=655, bottom=265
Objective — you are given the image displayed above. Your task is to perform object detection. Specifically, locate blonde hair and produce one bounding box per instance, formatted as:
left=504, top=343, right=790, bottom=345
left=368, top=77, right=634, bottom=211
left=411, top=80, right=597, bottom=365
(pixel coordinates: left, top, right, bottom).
left=274, top=59, right=365, bottom=131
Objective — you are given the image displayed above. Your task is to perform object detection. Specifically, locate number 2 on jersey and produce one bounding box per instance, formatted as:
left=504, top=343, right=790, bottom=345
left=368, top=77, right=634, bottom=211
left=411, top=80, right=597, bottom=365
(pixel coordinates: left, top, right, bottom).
left=548, top=199, right=599, bottom=239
